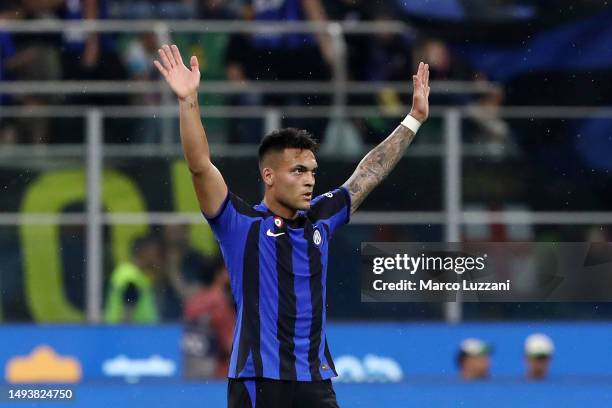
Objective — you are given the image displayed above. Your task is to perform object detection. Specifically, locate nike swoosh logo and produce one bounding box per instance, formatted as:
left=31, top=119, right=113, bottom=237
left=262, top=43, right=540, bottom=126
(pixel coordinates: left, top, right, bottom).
left=266, top=229, right=285, bottom=237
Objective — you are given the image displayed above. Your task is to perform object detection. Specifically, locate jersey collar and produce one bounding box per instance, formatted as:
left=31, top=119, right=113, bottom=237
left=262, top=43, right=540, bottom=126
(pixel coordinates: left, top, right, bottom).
left=255, top=200, right=307, bottom=228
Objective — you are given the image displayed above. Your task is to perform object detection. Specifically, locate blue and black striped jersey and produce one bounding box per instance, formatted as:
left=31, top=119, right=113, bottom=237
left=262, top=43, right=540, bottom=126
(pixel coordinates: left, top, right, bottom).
left=204, top=187, right=351, bottom=381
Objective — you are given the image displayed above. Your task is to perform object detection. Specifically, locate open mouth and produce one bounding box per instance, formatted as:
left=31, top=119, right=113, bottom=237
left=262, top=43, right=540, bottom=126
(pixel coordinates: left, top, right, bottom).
left=303, top=192, right=312, bottom=200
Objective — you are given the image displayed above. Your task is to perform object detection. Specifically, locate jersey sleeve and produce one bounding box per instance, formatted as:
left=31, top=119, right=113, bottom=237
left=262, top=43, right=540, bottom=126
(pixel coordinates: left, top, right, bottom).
left=202, top=191, right=251, bottom=245
left=307, top=186, right=351, bottom=235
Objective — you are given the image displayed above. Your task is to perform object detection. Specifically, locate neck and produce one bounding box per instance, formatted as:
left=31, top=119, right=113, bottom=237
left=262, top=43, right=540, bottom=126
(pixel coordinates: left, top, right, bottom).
left=263, top=194, right=298, bottom=219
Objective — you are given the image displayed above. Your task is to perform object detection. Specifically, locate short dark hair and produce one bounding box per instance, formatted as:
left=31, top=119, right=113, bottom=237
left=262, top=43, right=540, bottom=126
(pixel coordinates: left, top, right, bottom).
left=258, top=128, right=318, bottom=163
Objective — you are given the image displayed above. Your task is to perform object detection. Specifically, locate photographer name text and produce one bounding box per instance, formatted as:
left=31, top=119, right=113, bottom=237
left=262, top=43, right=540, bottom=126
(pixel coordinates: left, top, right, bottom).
left=372, top=279, right=512, bottom=292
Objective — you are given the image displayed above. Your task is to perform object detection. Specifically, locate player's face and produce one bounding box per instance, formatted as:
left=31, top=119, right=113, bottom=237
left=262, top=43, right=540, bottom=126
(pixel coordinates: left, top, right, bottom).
left=270, top=148, right=317, bottom=211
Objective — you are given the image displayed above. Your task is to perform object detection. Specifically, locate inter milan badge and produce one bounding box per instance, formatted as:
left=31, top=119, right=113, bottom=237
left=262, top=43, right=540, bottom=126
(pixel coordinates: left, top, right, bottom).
left=274, top=217, right=283, bottom=228
left=313, top=229, right=322, bottom=246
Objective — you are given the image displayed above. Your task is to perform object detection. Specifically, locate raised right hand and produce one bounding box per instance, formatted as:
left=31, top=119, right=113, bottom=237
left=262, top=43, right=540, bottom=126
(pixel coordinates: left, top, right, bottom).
left=154, top=44, right=201, bottom=100
left=409, top=62, right=430, bottom=123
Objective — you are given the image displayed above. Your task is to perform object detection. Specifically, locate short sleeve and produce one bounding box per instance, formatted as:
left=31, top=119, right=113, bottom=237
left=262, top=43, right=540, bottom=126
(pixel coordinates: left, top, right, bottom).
left=203, top=191, right=251, bottom=244
left=307, top=186, right=351, bottom=235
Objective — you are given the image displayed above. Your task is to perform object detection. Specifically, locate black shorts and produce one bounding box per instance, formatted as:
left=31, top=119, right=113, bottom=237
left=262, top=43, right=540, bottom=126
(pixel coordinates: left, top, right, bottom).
left=228, top=377, right=340, bottom=408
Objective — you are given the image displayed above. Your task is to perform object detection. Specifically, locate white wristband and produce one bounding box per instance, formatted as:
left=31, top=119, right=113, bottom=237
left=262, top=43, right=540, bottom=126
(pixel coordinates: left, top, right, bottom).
left=401, top=114, right=421, bottom=134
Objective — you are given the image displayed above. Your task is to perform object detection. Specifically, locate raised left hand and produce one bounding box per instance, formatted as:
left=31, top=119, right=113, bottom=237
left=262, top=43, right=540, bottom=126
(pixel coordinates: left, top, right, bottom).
left=409, top=62, right=430, bottom=123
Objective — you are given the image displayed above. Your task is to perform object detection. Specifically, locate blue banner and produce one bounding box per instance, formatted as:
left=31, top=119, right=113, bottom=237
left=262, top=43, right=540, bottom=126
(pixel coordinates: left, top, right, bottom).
left=456, top=10, right=612, bottom=81
left=1, top=322, right=612, bottom=383
left=0, top=325, right=182, bottom=383
left=1, top=323, right=612, bottom=406
left=327, top=322, right=612, bottom=379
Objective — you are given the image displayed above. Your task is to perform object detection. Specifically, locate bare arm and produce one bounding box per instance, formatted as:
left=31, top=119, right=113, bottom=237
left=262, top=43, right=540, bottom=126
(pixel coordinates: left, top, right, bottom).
left=82, top=0, right=99, bottom=67
left=301, top=0, right=334, bottom=66
left=154, top=45, right=228, bottom=217
left=343, top=125, right=417, bottom=214
left=342, top=62, right=431, bottom=214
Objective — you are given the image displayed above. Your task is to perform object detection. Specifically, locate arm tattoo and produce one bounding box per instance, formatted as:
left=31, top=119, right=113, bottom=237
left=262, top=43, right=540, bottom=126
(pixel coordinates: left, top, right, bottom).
left=343, top=125, right=416, bottom=214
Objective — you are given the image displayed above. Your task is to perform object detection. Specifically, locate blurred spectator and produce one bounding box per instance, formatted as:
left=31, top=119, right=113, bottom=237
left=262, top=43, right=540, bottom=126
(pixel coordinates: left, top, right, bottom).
left=464, top=83, right=512, bottom=151
left=323, top=0, right=371, bottom=82
left=59, top=0, right=127, bottom=105
left=415, top=37, right=512, bottom=150
left=163, top=224, right=213, bottom=291
left=0, top=31, right=18, bottom=107
left=249, top=0, right=334, bottom=74
left=179, top=257, right=235, bottom=379
left=175, top=3, right=239, bottom=142
left=122, top=32, right=163, bottom=142
left=104, top=234, right=163, bottom=324
left=364, top=12, right=412, bottom=83
left=524, top=333, right=554, bottom=380
left=414, top=37, right=474, bottom=83
left=229, top=0, right=333, bottom=140
left=123, top=33, right=160, bottom=83
left=224, top=0, right=336, bottom=143
left=457, top=338, right=491, bottom=380
left=194, top=0, right=242, bottom=19
left=7, top=0, right=64, bottom=143
left=2, top=23, right=62, bottom=144
left=224, top=29, right=263, bottom=143
left=413, top=36, right=477, bottom=108
left=0, top=120, right=19, bottom=144
left=162, top=224, right=213, bottom=318
left=0, top=0, right=21, bottom=89
left=356, top=6, right=415, bottom=145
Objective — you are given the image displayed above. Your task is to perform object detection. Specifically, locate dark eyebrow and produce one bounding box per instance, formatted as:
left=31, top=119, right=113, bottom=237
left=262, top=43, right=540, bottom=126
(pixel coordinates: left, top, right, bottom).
left=291, top=165, right=318, bottom=171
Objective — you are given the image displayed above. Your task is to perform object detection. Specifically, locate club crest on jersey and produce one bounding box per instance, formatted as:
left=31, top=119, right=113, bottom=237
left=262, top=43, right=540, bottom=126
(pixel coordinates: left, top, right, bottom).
left=274, top=217, right=283, bottom=228
left=313, top=229, right=322, bottom=246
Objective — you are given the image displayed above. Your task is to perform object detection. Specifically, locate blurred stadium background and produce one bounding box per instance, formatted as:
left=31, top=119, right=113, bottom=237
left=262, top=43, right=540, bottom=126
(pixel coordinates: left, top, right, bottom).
left=1, top=0, right=612, bottom=406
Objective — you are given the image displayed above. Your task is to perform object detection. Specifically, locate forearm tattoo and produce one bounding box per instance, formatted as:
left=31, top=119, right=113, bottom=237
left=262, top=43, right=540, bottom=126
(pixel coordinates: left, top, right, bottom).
left=343, top=125, right=416, bottom=214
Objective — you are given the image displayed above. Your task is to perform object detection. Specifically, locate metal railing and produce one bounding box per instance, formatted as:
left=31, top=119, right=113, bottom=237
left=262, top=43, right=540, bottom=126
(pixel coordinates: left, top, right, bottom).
left=2, top=105, right=612, bottom=323
left=0, top=80, right=501, bottom=95
left=0, top=19, right=500, bottom=145
left=1, top=20, right=610, bottom=322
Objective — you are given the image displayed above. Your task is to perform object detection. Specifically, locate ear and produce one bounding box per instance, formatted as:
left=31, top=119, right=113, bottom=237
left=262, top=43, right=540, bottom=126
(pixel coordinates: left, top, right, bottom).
left=262, top=167, right=274, bottom=187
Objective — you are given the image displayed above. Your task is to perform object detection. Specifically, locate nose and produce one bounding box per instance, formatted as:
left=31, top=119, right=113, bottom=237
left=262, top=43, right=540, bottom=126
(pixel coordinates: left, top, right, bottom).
left=305, top=172, right=315, bottom=187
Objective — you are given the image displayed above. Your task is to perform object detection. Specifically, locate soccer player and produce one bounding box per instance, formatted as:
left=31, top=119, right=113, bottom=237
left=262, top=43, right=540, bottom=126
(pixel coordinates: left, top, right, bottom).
left=154, top=44, right=429, bottom=407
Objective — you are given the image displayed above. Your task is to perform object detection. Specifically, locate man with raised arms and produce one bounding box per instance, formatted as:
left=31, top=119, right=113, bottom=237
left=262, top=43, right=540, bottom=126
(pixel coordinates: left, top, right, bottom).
left=154, top=44, right=429, bottom=407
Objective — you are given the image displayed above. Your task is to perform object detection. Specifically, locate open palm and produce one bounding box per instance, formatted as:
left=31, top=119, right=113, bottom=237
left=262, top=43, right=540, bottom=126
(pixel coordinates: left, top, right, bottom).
left=154, top=44, right=201, bottom=100
left=409, top=62, right=431, bottom=123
